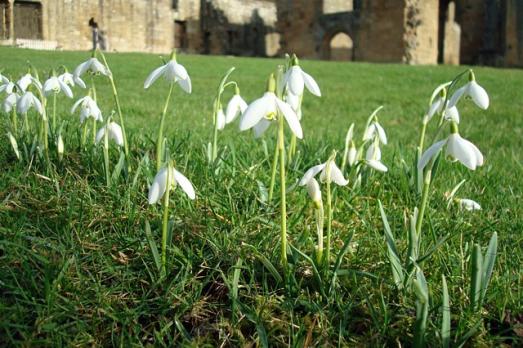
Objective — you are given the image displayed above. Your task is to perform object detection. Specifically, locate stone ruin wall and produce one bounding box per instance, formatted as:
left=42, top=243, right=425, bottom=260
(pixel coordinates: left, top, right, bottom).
left=42, top=0, right=175, bottom=53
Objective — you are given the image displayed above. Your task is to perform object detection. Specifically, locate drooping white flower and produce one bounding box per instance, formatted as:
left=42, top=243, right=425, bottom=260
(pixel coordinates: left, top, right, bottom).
left=225, top=93, right=248, bottom=124
left=43, top=76, right=73, bottom=98
left=418, top=132, right=484, bottom=171
left=7, top=132, right=20, bottom=160
left=239, top=91, right=303, bottom=139
left=2, top=93, right=18, bottom=113
left=71, top=96, right=103, bottom=123
left=363, top=121, right=387, bottom=145
left=299, top=160, right=348, bottom=187
left=347, top=143, right=358, bottom=167
left=0, top=75, right=15, bottom=95
left=73, top=58, right=110, bottom=88
left=365, top=142, right=388, bottom=172
left=283, top=55, right=321, bottom=97
left=17, top=73, right=41, bottom=93
left=216, top=108, right=226, bottom=130
left=457, top=198, right=481, bottom=211
left=95, top=122, right=124, bottom=146
left=17, top=91, right=43, bottom=115
left=443, top=105, right=460, bottom=123
left=306, top=178, right=322, bottom=204
left=449, top=72, right=489, bottom=109
left=148, top=166, right=196, bottom=204
left=59, top=72, right=84, bottom=88
left=144, top=58, right=191, bottom=93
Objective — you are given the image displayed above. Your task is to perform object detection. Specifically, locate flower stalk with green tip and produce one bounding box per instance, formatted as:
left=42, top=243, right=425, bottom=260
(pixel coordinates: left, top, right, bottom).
left=96, top=118, right=124, bottom=186
left=144, top=50, right=192, bottom=170
left=148, top=162, right=195, bottom=276
left=300, top=152, right=348, bottom=267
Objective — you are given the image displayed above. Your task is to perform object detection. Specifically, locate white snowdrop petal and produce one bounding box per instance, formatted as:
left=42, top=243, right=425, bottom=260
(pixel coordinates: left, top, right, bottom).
left=300, top=163, right=326, bottom=186
left=285, top=92, right=300, bottom=111
left=109, top=122, right=124, bottom=146
left=444, top=106, right=460, bottom=123
left=448, top=86, right=466, bottom=108
left=253, top=118, right=272, bottom=138
left=225, top=95, right=241, bottom=124
left=144, top=65, right=166, bottom=89
left=459, top=198, right=481, bottom=211
left=275, top=98, right=303, bottom=139
left=178, top=76, right=192, bottom=93
left=306, top=178, right=322, bottom=202
left=95, top=127, right=105, bottom=144
left=367, top=160, right=388, bottom=172
left=148, top=168, right=169, bottom=204
left=287, top=66, right=304, bottom=96
left=216, top=109, right=226, bottom=130
left=302, top=70, right=321, bottom=97
left=173, top=62, right=189, bottom=81
left=74, top=61, right=90, bottom=79
left=239, top=95, right=272, bottom=131
left=418, top=139, right=446, bottom=171
left=59, top=79, right=74, bottom=98
left=375, top=123, right=387, bottom=145
left=447, top=134, right=477, bottom=170
left=173, top=168, right=196, bottom=200
left=363, top=123, right=376, bottom=141
left=468, top=81, right=489, bottom=110
left=329, top=162, right=349, bottom=186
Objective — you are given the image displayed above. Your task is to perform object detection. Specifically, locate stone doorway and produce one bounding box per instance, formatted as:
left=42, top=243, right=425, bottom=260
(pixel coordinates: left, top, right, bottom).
left=175, top=20, right=187, bottom=50
left=328, top=32, right=353, bottom=61
left=14, top=0, right=42, bottom=40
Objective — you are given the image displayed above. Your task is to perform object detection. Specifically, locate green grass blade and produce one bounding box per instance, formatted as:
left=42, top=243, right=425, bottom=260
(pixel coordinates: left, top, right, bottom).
left=242, top=243, right=282, bottom=283
left=329, top=230, right=355, bottom=295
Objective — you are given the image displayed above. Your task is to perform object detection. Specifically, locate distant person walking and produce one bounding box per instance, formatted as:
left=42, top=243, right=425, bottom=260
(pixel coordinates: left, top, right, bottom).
left=88, top=18, right=107, bottom=50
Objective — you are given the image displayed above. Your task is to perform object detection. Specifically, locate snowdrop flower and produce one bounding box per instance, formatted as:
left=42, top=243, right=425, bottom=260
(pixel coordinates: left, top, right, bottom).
left=148, top=166, right=196, bottom=204
left=225, top=91, right=247, bottom=124
left=17, top=91, right=43, bottom=115
left=443, top=105, right=460, bottom=123
left=57, top=134, right=64, bottom=160
left=306, top=178, right=322, bottom=207
left=365, top=142, right=388, bottom=172
left=239, top=74, right=303, bottom=139
left=0, top=76, right=15, bottom=95
left=363, top=121, right=387, bottom=145
left=144, top=53, right=191, bottom=93
left=59, top=72, right=83, bottom=88
left=216, top=108, right=226, bottom=130
left=17, top=73, right=41, bottom=92
left=95, top=122, right=124, bottom=146
left=418, top=125, right=483, bottom=171
left=449, top=70, right=489, bottom=110
left=73, top=57, right=110, bottom=88
left=299, top=161, right=348, bottom=187
left=2, top=93, right=18, bottom=113
left=457, top=198, right=481, bottom=211
left=43, top=76, right=73, bottom=98
left=347, top=141, right=358, bottom=166
left=71, top=96, right=103, bottom=123
left=283, top=54, right=321, bottom=97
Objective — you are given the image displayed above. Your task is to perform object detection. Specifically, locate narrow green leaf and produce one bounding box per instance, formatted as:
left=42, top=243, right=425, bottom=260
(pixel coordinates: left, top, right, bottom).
left=290, top=244, right=326, bottom=298
left=469, top=244, right=483, bottom=312
left=144, top=220, right=161, bottom=272
left=329, top=230, right=355, bottom=295
left=111, top=151, right=126, bottom=182
left=378, top=200, right=404, bottom=289
left=480, top=232, right=498, bottom=306
left=441, top=275, right=451, bottom=348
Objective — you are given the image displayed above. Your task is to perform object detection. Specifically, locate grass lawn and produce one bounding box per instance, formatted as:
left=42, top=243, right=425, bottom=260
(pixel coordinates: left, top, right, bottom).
left=0, top=46, right=522, bottom=346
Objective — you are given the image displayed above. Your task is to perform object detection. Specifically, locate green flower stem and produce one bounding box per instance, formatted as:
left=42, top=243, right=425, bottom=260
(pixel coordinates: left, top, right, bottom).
left=415, top=169, right=432, bottom=236
left=268, top=138, right=279, bottom=202
left=315, top=202, right=324, bottom=265
left=156, top=82, right=174, bottom=171
left=99, top=52, right=130, bottom=168
left=103, top=122, right=111, bottom=187
left=161, top=165, right=172, bottom=277
left=288, top=133, right=296, bottom=162
left=11, top=108, right=17, bottom=135
left=91, top=118, right=97, bottom=144
left=325, top=167, right=332, bottom=268
left=52, top=93, right=57, bottom=133
left=278, top=114, right=287, bottom=271
left=211, top=98, right=219, bottom=162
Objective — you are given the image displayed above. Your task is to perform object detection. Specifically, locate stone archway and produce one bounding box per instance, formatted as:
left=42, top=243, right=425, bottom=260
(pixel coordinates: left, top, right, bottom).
left=326, top=31, right=353, bottom=61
